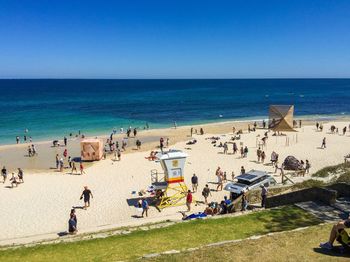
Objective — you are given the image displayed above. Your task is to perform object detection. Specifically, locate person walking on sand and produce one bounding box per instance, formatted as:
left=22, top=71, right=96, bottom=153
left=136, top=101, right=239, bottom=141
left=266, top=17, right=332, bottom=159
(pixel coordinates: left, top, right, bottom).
left=186, top=190, right=192, bottom=211
left=216, top=171, right=223, bottom=191
left=80, top=162, right=86, bottom=175
left=80, top=186, right=93, bottom=209
left=68, top=156, right=72, bottom=168
left=202, top=184, right=211, bottom=204
left=17, top=168, right=24, bottom=183
left=141, top=198, right=149, bottom=217
left=55, top=154, right=59, bottom=169
left=321, top=137, right=326, bottom=149
left=191, top=174, right=198, bottom=192
left=71, top=161, right=77, bottom=174
left=1, top=166, right=7, bottom=183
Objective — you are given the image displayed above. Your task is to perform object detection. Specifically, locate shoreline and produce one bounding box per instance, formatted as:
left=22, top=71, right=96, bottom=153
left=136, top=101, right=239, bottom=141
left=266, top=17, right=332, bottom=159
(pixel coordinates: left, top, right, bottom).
left=1, top=113, right=349, bottom=149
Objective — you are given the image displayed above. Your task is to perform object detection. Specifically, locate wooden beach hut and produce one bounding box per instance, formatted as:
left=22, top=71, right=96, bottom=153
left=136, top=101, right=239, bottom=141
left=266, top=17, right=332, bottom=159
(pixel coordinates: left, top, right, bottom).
left=81, top=138, right=104, bottom=161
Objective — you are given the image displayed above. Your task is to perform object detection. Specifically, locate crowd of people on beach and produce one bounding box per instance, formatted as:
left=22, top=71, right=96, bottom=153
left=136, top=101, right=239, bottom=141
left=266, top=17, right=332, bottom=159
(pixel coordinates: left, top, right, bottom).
left=1, top=166, right=24, bottom=188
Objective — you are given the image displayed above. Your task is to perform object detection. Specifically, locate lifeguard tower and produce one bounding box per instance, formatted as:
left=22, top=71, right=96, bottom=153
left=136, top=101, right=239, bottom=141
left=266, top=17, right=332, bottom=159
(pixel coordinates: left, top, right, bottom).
left=151, top=150, right=190, bottom=209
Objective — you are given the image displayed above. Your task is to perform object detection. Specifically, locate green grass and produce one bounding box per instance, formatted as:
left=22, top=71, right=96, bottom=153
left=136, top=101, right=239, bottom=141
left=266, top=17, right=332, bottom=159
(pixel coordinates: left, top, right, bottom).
left=0, top=206, right=322, bottom=262
left=149, top=224, right=350, bottom=262
left=291, top=179, right=326, bottom=190
left=312, top=163, right=350, bottom=178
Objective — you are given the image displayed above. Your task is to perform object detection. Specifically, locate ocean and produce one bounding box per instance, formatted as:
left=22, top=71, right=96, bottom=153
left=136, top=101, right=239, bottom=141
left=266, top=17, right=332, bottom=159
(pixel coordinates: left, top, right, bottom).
left=1, top=79, right=350, bottom=145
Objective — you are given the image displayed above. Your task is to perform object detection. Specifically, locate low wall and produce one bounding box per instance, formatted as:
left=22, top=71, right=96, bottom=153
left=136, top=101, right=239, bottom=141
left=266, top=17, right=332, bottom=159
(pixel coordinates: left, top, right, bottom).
left=265, top=187, right=337, bottom=208
left=327, top=183, right=350, bottom=198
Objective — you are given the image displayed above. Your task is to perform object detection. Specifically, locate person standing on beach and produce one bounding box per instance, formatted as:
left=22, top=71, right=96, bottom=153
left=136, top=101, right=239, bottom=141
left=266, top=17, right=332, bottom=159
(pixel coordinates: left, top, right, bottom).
left=261, top=151, right=266, bottom=163
left=299, top=120, right=302, bottom=128
left=241, top=166, right=246, bottom=175
left=191, top=174, right=198, bottom=192
left=305, top=160, right=311, bottom=174
left=186, top=190, right=192, bottom=211
left=63, top=149, right=68, bottom=159
left=159, top=137, right=164, bottom=153
left=64, top=136, right=67, bottom=147
left=216, top=167, right=224, bottom=191
left=321, top=137, right=326, bottom=149
left=233, top=142, right=238, bottom=154
left=80, top=186, right=93, bottom=209
left=141, top=198, right=149, bottom=217
left=174, top=121, right=177, bottom=129
left=257, top=147, right=262, bottom=162
left=133, top=128, right=137, bottom=137
left=71, top=161, right=77, bottom=174
left=80, top=162, right=86, bottom=175
left=55, top=154, right=60, bottom=169
left=190, top=127, right=193, bottom=137
left=1, top=166, right=7, bottom=183
left=68, top=156, right=72, bottom=168
left=59, top=158, right=64, bottom=172
left=16, top=136, right=20, bottom=144
left=244, top=146, right=248, bottom=158
left=17, top=168, right=24, bottom=183
left=223, top=142, right=228, bottom=154
left=202, top=184, right=211, bottom=204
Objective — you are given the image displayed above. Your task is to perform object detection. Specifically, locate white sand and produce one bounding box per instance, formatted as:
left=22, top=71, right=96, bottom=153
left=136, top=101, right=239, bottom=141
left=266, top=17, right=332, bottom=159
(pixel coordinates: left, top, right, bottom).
left=0, top=121, right=349, bottom=243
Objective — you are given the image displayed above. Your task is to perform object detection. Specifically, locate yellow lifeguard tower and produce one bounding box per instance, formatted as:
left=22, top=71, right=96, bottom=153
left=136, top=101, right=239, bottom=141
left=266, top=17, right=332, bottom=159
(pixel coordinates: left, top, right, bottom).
left=151, top=150, right=190, bottom=209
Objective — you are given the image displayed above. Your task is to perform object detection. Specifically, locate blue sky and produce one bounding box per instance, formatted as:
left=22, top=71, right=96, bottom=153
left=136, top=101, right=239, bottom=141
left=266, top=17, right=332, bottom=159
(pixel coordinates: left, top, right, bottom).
left=0, top=0, right=349, bottom=78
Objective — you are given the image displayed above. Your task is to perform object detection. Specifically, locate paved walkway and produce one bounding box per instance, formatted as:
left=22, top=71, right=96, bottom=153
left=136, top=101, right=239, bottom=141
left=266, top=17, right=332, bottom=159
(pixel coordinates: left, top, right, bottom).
left=295, top=198, right=350, bottom=222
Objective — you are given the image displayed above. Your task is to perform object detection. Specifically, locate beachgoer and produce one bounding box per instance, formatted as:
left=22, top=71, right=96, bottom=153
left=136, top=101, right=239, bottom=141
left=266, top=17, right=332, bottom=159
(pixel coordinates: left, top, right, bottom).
left=240, top=146, right=244, bottom=158
left=133, top=128, right=137, bottom=137
left=117, top=148, right=121, bottom=161
left=80, top=186, right=93, bottom=209
left=190, top=127, right=193, bottom=137
left=305, top=159, right=311, bottom=174
left=17, top=168, right=24, bottom=183
left=223, top=142, right=228, bottom=154
left=63, top=149, right=68, bottom=158
left=31, top=144, right=37, bottom=156
left=80, top=162, right=86, bottom=175
left=68, top=156, right=72, bottom=168
left=64, top=136, right=67, bottom=146
left=261, top=151, right=266, bottom=163
left=202, top=184, right=211, bottom=204
left=186, top=190, right=192, bottom=211
left=16, top=136, right=20, bottom=144
left=71, top=161, right=77, bottom=174
left=241, top=191, right=248, bottom=211
left=343, top=126, right=347, bottom=136
left=10, top=173, right=18, bottom=188
left=244, top=146, right=248, bottom=158
left=174, top=121, right=177, bottom=129
left=141, top=198, right=149, bottom=217
left=231, top=171, right=235, bottom=181
left=160, top=137, right=164, bottom=153
left=1, top=166, right=7, bottom=183
left=261, top=185, right=268, bottom=208
left=321, top=137, right=326, bottom=149
left=136, top=139, right=141, bottom=149
left=28, top=146, right=32, bottom=157
left=257, top=147, right=262, bottom=162
left=233, top=142, right=238, bottom=154
left=216, top=167, right=223, bottom=191
left=55, top=154, right=59, bottom=169
left=320, top=214, right=350, bottom=250
left=200, top=128, right=204, bottom=135
left=68, top=213, right=78, bottom=234
left=240, top=166, right=245, bottom=175
left=299, top=120, right=302, bottom=128
left=59, top=158, right=64, bottom=172
left=191, top=174, right=198, bottom=192
left=316, top=122, right=319, bottom=130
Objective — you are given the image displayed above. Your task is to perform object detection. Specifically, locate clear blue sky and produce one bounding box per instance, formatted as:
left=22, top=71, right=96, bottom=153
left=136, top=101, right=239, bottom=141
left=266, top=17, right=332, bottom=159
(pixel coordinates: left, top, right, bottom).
left=0, top=0, right=349, bottom=78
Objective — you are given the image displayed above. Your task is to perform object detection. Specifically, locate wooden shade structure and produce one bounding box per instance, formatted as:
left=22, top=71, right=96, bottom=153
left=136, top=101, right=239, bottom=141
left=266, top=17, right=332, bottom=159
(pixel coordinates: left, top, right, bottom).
left=268, top=105, right=296, bottom=132
left=81, top=139, right=104, bottom=161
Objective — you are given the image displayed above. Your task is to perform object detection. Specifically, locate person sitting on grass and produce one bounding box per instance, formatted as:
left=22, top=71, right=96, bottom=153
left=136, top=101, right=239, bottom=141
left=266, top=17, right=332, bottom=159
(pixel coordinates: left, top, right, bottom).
left=320, top=214, right=350, bottom=250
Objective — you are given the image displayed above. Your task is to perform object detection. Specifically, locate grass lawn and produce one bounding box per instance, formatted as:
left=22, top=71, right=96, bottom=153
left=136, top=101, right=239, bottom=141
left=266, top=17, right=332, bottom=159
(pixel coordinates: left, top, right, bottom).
left=150, top=224, right=350, bottom=262
left=0, top=206, right=322, bottom=261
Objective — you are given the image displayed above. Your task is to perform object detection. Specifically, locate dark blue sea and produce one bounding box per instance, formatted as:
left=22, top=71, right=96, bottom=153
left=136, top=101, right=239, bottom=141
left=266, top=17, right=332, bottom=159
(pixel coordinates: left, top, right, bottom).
left=1, top=79, right=350, bottom=145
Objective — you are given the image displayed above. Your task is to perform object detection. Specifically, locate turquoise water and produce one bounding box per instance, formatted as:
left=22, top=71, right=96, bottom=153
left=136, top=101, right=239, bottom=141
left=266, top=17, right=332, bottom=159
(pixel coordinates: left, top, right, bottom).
left=1, top=79, right=350, bottom=145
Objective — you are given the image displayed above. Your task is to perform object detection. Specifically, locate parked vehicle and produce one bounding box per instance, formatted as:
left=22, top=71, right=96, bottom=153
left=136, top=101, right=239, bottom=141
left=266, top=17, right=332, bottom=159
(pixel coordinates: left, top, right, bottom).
left=224, top=170, right=277, bottom=200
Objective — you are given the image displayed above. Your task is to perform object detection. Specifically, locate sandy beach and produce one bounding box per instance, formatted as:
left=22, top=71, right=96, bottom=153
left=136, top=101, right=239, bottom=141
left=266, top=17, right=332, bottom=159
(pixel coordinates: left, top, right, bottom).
left=1, top=119, right=350, bottom=244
